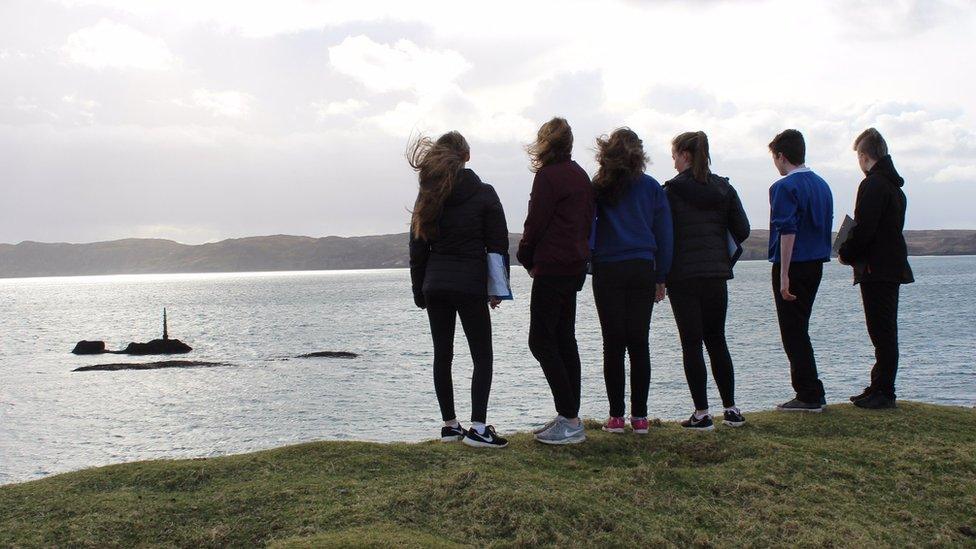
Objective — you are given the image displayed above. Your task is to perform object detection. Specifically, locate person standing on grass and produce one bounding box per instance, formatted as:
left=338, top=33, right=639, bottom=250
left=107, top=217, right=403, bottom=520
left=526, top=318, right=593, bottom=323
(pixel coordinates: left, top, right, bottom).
left=408, top=131, right=511, bottom=449
left=767, top=129, right=833, bottom=413
left=839, top=128, right=914, bottom=410
left=590, top=128, right=673, bottom=436
left=664, top=131, right=750, bottom=431
left=518, top=117, right=595, bottom=445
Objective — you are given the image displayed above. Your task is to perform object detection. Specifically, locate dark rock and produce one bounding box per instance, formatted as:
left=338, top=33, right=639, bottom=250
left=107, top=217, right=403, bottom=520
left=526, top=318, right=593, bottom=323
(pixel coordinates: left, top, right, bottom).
left=72, top=340, right=107, bottom=355
left=119, top=338, right=192, bottom=355
left=297, top=351, right=359, bottom=359
left=73, top=360, right=227, bottom=372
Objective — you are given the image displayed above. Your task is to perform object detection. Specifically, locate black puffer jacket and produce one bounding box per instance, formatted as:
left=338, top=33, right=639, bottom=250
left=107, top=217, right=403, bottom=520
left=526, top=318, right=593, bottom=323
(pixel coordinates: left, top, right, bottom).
left=838, top=155, right=914, bottom=285
left=664, top=170, right=750, bottom=283
left=409, top=169, right=510, bottom=307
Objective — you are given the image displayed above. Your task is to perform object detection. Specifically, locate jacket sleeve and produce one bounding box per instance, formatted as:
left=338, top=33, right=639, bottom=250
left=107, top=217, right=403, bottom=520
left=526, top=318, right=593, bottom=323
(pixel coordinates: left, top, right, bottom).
left=652, top=185, right=674, bottom=283
left=769, top=182, right=799, bottom=235
left=408, top=231, right=430, bottom=309
left=483, top=185, right=511, bottom=279
left=839, top=177, right=888, bottom=263
left=727, top=185, right=751, bottom=243
left=516, top=171, right=555, bottom=272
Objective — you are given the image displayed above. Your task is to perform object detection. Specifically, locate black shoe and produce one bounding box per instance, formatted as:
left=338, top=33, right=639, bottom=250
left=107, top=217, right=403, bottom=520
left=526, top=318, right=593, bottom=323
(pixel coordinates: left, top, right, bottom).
left=853, top=392, right=897, bottom=409
left=463, top=425, right=509, bottom=448
left=440, top=424, right=466, bottom=442
left=723, top=408, right=746, bottom=428
left=681, top=413, right=714, bottom=431
left=776, top=398, right=823, bottom=413
left=849, top=387, right=873, bottom=402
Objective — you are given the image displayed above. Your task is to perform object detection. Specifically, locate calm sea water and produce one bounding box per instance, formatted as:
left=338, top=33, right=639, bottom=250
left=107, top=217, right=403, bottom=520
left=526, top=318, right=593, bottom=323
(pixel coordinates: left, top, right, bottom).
left=1, top=257, right=974, bottom=485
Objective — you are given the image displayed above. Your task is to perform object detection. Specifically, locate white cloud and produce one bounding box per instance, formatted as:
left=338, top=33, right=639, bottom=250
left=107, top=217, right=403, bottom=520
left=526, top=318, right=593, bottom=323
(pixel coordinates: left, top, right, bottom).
left=313, top=98, right=368, bottom=118
left=932, top=165, right=976, bottom=184
left=328, top=35, right=470, bottom=96
left=62, top=19, right=179, bottom=70
left=189, top=89, right=254, bottom=118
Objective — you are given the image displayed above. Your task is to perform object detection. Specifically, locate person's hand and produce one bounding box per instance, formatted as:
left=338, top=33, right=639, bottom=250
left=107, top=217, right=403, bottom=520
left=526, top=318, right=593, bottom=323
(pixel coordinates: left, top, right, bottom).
left=655, top=283, right=666, bottom=303
left=489, top=296, right=502, bottom=309
left=838, top=254, right=850, bottom=266
left=529, top=267, right=537, bottom=279
left=413, top=294, right=427, bottom=309
left=780, top=275, right=797, bottom=301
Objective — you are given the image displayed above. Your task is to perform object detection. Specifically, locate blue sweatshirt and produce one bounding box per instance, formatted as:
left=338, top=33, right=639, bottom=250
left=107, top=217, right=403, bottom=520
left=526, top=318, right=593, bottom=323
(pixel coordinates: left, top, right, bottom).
left=768, top=167, right=834, bottom=263
left=591, top=173, right=674, bottom=282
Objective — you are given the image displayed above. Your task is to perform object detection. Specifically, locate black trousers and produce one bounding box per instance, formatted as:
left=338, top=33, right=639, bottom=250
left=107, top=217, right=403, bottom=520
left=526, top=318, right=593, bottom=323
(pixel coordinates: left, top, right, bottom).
left=529, top=273, right=584, bottom=419
left=668, top=278, right=735, bottom=411
left=860, top=281, right=900, bottom=399
left=592, top=259, right=655, bottom=418
left=772, top=261, right=826, bottom=404
left=426, top=292, right=493, bottom=424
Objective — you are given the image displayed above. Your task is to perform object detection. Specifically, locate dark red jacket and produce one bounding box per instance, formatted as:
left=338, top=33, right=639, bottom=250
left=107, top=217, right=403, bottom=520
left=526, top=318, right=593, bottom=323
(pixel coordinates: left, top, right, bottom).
left=517, top=160, right=595, bottom=276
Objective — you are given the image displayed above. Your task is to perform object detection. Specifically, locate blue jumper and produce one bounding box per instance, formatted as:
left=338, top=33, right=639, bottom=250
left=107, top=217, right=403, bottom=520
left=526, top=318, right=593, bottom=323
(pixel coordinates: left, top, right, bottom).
left=591, top=173, right=673, bottom=282
left=768, top=167, right=834, bottom=263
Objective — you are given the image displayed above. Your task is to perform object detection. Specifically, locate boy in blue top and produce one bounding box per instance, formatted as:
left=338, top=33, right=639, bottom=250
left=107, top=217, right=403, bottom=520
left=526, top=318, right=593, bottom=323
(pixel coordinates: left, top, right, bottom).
left=767, top=129, right=833, bottom=412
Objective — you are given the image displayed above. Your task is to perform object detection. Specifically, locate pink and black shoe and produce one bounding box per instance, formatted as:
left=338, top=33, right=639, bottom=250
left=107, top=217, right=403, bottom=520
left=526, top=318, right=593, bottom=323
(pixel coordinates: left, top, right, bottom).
left=602, top=416, right=626, bottom=433
left=631, top=417, right=649, bottom=434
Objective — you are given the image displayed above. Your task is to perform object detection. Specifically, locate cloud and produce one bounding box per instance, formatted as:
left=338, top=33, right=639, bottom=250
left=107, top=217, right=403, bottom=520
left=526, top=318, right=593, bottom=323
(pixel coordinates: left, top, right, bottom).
left=313, top=98, right=368, bottom=118
left=188, top=89, right=254, bottom=118
left=328, top=35, right=470, bottom=96
left=62, top=19, right=179, bottom=70
left=932, top=165, right=976, bottom=184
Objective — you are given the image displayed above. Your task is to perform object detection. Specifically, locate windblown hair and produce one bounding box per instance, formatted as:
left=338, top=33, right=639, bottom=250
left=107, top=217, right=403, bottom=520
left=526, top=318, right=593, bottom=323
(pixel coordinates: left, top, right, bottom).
left=527, top=117, right=573, bottom=172
left=672, top=131, right=711, bottom=183
left=853, top=127, right=888, bottom=161
left=593, top=128, right=648, bottom=205
left=407, top=131, right=470, bottom=241
left=768, top=129, right=806, bottom=165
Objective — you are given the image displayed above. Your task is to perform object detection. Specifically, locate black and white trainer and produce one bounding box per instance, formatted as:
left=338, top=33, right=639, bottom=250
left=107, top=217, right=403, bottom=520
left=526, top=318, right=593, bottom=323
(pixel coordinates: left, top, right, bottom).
left=463, top=425, right=509, bottom=448
left=723, top=408, right=746, bottom=427
left=440, top=424, right=466, bottom=442
left=680, top=413, right=714, bottom=431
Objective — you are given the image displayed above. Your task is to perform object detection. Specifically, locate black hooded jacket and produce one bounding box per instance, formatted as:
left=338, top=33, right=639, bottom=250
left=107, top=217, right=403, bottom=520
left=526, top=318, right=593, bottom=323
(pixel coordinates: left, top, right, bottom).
left=409, top=169, right=510, bottom=307
left=838, top=155, right=914, bottom=285
left=663, top=170, right=751, bottom=283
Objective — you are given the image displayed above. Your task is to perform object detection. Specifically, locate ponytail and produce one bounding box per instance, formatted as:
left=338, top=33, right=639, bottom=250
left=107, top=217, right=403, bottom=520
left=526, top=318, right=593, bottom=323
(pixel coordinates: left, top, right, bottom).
left=407, top=131, right=470, bottom=241
left=672, top=131, right=711, bottom=183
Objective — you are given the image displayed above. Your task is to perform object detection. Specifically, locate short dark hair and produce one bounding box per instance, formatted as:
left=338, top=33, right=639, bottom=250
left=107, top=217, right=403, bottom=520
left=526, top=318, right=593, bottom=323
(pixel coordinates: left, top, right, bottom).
left=853, top=128, right=888, bottom=161
left=768, top=129, right=805, bottom=165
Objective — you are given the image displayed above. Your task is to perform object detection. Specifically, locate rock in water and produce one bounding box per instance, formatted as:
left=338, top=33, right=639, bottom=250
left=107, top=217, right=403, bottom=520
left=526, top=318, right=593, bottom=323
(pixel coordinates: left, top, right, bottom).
left=73, top=360, right=226, bottom=372
left=72, top=340, right=106, bottom=355
left=297, top=351, right=358, bottom=359
left=120, top=338, right=192, bottom=355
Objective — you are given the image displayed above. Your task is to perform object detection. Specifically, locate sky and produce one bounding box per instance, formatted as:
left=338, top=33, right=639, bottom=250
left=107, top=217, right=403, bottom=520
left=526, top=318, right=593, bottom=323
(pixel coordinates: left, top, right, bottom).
left=1, top=0, right=974, bottom=244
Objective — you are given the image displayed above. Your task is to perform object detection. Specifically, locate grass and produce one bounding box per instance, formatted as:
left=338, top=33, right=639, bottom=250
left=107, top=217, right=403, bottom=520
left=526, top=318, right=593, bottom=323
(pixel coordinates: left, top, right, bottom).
left=1, top=402, right=975, bottom=547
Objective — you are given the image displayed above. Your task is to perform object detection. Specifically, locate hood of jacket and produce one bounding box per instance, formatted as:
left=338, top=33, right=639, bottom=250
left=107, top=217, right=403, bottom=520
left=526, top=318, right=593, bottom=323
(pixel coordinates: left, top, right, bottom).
left=445, top=168, right=482, bottom=206
left=664, top=170, right=731, bottom=210
left=867, top=155, right=905, bottom=188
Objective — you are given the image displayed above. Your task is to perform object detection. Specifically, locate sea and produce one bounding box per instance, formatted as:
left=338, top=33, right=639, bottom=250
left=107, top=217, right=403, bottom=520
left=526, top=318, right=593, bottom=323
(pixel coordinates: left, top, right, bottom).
left=1, top=257, right=974, bottom=485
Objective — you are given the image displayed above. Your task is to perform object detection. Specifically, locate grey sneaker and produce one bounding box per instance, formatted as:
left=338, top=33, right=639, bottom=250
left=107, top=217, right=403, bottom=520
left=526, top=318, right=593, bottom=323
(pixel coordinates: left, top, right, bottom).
left=776, top=398, right=823, bottom=413
left=534, top=417, right=586, bottom=445
left=532, top=416, right=560, bottom=435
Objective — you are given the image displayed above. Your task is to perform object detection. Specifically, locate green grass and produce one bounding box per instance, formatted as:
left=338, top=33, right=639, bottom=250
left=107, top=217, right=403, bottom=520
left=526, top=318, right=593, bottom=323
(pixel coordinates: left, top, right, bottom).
left=2, top=402, right=975, bottom=547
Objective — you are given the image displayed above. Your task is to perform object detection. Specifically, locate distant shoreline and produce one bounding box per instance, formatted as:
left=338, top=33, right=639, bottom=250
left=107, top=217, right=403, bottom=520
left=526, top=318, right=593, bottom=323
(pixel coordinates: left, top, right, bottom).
left=2, top=230, right=974, bottom=279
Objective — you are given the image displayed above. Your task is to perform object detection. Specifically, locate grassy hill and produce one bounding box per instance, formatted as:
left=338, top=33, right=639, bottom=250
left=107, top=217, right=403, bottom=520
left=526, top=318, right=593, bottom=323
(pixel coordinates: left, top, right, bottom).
left=1, top=402, right=974, bottom=547
left=2, top=230, right=975, bottom=278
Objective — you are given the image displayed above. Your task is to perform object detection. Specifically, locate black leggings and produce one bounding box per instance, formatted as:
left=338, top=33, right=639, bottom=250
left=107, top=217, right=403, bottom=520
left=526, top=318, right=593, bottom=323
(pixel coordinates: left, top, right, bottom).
left=668, top=278, right=735, bottom=411
left=528, top=274, right=584, bottom=419
left=592, top=259, right=655, bottom=418
left=425, top=292, right=493, bottom=424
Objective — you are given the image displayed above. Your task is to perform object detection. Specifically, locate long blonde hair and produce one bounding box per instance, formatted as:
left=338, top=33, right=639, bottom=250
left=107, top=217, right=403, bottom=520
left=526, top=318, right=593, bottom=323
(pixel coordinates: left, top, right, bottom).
left=672, top=131, right=711, bottom=183
left=593, top=128, right=647, bottom=204
left=407, top=131, right=470, bottom=240
left=526, top=117, right=573, bottom=172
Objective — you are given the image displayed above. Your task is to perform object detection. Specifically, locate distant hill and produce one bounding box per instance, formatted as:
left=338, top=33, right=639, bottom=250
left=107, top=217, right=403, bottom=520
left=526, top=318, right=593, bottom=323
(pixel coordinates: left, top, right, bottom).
left=1, top=230, right=974, bottom=279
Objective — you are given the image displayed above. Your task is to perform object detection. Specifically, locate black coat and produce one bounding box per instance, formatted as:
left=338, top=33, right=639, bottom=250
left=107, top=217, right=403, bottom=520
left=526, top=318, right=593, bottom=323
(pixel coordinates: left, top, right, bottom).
left=664, top=170, right=750, bottom=283
left=409, top=169, right=510, bottom=307
left=838, top=155, right=914, bottom=285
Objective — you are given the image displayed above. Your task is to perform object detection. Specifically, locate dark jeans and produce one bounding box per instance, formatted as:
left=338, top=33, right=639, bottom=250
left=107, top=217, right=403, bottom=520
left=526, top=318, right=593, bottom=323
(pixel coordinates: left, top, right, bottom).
left=529, top=273, right=584, bottom=419
left=669, top=278, right=735, bottom=411
left=772, top=261, right=826, bottom=404
left=426, top=292, right=493, bottom=424
left=592, top=259, right=655, bottom=418
left=861, top=281, right=900, bottom=399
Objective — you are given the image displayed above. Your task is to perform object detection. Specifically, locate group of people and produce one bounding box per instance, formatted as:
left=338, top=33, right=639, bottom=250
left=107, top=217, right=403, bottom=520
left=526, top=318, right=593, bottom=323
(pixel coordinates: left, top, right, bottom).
left=407, top=118, right=914, bottom=449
